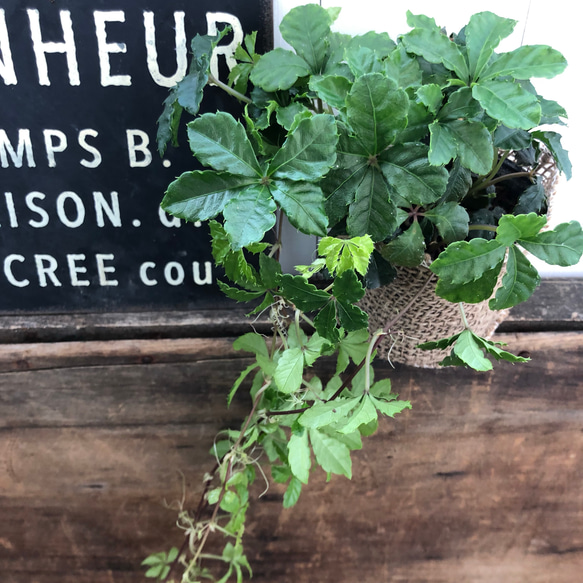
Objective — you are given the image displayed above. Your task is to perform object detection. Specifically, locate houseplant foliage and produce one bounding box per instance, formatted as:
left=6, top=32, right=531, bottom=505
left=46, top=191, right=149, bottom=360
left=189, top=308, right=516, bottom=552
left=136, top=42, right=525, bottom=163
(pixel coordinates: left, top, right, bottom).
left=145, top=5, right=583, bottom=581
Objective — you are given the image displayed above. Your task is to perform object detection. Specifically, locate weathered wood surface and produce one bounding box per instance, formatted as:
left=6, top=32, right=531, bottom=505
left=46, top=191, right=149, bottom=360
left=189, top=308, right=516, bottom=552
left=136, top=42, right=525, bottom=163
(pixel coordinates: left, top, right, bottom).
left=0, top=281, right=582, bottom=582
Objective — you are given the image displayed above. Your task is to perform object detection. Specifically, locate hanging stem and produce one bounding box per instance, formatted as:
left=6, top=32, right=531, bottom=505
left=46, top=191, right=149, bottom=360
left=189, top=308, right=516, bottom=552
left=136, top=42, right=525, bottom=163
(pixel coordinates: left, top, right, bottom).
left=459, top=303, right=470, bottom=329
left=208, top=72, right=253, bottom=104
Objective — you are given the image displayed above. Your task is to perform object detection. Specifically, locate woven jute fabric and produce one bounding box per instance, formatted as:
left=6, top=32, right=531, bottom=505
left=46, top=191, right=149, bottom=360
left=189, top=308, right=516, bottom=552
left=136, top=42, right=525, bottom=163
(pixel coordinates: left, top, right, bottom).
left=359, top=155, right=559, bottom=369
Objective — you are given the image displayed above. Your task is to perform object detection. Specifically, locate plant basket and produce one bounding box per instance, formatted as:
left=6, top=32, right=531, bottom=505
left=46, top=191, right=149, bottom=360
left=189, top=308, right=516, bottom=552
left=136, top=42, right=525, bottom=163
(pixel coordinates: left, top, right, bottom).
left=359, top=152, right=560, bottom=369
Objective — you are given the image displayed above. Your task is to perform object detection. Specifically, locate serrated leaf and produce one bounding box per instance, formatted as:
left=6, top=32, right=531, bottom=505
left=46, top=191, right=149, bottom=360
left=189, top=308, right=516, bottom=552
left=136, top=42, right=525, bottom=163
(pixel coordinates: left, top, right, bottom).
left=472, top=80, right=541, bottom=130
left=514, top=182, right=547, bottom=216
left=299, top=398, right=360, bottom=429
left=318, top=235, right=374, bottom=277
left=430, top=238, right=506, bottom=284
left=370, top=395, right=412, bottom=417
left=518, top=221, right=583, bottom=266
left=217, top=280, right=264, bottom=302
left=452, top=329, right=493, bottom=371
left=347, top=167, right=397, bottom=242
left=381, top=222, right=425, bottom=267
left=489, top=246, right=540, bottom=310
left=532, top=131, right=572, bottom=180
left=259, top=254, right=282, bottom=289
left=428, top=122, right=458, bottom=167
left=435, top=265, right=500, bottom=303
left=338, top=395, right=378, bottom=434
left=268, top=114, right=338, bottom=181
left=314, top=302, right=340, bottom=344
left=323, top=162, right=368, bottom=226
left=424, top=202, right=470, bottom=243
left=280, top=3, right=334, bottom=73
left=472, top=334, right=530, bottom=363
left=465, top=11, right=517, bottom=80
left=162, top=171, right=255, bottom=222
left=279, top=274, right=330, bottom=312
left=187, top=112, right=262, bottom=177
left=380, top=143, right=449, bottom=205
left=274, top=347, right=305, bottom=394
left=223, top=186, right=277, bottom=250
left=157, top=91, right=183, bottom=156
left=441, top=160, right=472, bottom=204
left=332, top=270, right=365, bottom=304
left=233, top=333, right=269, bottom=358
left=227, top=363, right=260, bottom=406
left=271, top=180, right=328, bottom=237
left=493, top=126, right=533, bottom=150
left=416, top=84, right=442, bottom=113
left=288, top=431, right=311, bottom=484
left=417, top=333, right=461, bottom=351
left=496, top=213, right=546, bottom=246
left=309, top=75, right=352, bottom=110
left=346, top=74, right=409, bottom=155
left=250, top=48, right=311, bottom=92
left=309, top=429, right=352, bottom=478
left=283, top=476, right=302, bottom=508
left=276, top=103, right=311, bottom=132
left=480, top=44, right=567, bottom=81
left=335, top=300, right=369, bottom=332
left=338, top=329, right=371, bottom=366
left=438, top=87, right=483, bottom=122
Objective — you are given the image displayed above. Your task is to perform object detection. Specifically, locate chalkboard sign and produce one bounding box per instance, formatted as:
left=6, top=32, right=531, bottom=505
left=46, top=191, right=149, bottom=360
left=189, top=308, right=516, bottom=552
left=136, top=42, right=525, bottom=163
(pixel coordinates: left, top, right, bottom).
left=0, top=0, right=272, bottom=314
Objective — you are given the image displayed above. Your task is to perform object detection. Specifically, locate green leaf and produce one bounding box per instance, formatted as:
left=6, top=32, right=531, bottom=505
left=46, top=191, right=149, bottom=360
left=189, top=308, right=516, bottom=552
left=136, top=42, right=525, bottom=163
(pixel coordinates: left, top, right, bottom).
left=465, top=11, right=516, bottom=80
left=274, top=347, right=305, bottom=394
left=279, top=274, right=330, bottom=312
left=430, top=238, right=507, bottom=284
left=233, top=333, right=269, bottom=358
left=223, top=186, right=277, bottom=250
left=493, top=126, right=532, bottom=150
left=268, top=114, right=338, bottom=181
left=227, top=363, right=259, bottom=406
left=322, top=159, right=368, bottom=226
left=424, top=202, right=470, bottom=243
left=380, top=143, right=449, bottom=205
left=309, top=75, right=353, bottom=110
left=472, top=80, right=541, bottom=130
left=402, top=26, right=469, bottom=83
left=480, top=44, right=567, bottom=81
left=416, top=84, right=442, bottom=113
left=347, top=31, right=395, bottom=57
left=347, top=167, right=396, bottom=242
left=345, top=46, right=383, bottom=77
left=338, top=329, right=370, bottom=368
left=187, top=112, right=262, bottom=177
left=314, top=302, right=340, bottom=344
left=309, top=429, right=352, bottom=478
left=532, top=131, right=572, bottom=180
left=435, top=265, right=500, bottom=303
left=381, top=222, right=425, bottom=267
left=472, top=335, right=530, bottom=364
left=441, top=160, right=473, bottom=204
left=279, top=3, right=334, bottom=73
left=276, top=103, right=311, bottom=132
left=217, top=280, right=264, bottom=302
left=453, top=329, right=493, bottom=371
left=318, top=235, right=374, bottom=277
left=518, top=221, right=583, bottom=266
left=336, top=301, right=369, bottom=332
left=250, top=48, right=311, bottom=92
left=157, top=91, right=182, bottom=156
left=370, top=395, right=412, bottom=417
left=496, top=213, right=546, bottom=246
left=489, top=246, right=540, bottom=310
left=338, top=396, right=378, bottom=434
left=162, top=171, right=254, bottom=222
left=271, top=180, right=328, bottom=236
left=332, top=270, right=365, bottom=305
left=288, top=431, right=311, bottom=484
left=428, top=122, right=458, bottom=168
left=417, top=333, right=461, bottom=351
left=259, top=254, right=282, bottom=289
left=346, top=74, right=409, bottom=155
left=299, top=398, right=361, bottom=429
left=283, top=476, right=302, bottom=508
left=438, top=87, right=483, bottom=122
left=514, top=182, right=547, bottom=215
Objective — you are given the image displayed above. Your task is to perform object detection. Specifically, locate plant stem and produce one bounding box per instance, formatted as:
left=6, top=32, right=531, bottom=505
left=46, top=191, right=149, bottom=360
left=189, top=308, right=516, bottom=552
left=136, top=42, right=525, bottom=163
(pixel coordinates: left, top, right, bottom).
left=208, top=72, right=252, bottom=104
left=364, top=330, right=384, bottom=394
left=468, top=224, right=498, bottom=233
left=459, top=303, right=470, bottom=329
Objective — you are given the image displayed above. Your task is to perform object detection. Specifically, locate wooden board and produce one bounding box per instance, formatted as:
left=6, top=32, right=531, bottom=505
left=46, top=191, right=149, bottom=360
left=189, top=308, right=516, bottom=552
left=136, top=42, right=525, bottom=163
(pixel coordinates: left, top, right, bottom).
left=0, top=322, right=582, bottom=582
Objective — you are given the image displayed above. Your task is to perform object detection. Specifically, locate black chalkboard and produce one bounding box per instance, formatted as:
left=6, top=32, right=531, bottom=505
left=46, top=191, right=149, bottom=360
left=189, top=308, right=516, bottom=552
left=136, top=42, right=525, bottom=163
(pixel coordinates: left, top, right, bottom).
left=0, top=0, right=272, bottom=314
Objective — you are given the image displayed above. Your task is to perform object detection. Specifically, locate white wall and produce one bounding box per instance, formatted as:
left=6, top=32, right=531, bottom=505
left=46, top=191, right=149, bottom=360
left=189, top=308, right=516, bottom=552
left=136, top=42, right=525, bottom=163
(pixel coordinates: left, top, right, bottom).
left=274, top=0, right=583, bottom=276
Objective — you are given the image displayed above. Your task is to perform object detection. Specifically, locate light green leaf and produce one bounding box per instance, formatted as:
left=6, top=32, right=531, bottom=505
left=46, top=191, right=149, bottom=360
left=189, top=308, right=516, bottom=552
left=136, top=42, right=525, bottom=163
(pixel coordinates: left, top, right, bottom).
left=309, top=75, right=353, bottom=110
left=268, top=114, right=338, bottom=181
left=489, top=246, right=540, bottom=310
left=417, top=333, right=461, bottom=351
left=416, top=84, right=442, bottom=113
left=346, top=74, right=409, bottom=155
left=271, top=180, right=328, bottom=236
left=496, top=213, right=547, bottom=246
left=370, top=395, right=412, bottom=417
left=428, top=122, right=458, bottom=168
left=162, top=171, right=254, bottom=222
left=223, top=186, right=277, bottom=250
left=274, top=347, right=305, bottom=394
left=299, top=398, right=360, bottom=429
left=338, top=329, right=370, bottom=370
left=233, top=332, right=269, bottom=358
left=347, top=31, right=395, bottom=57
left=472, top=80, right=541, bottom=130
left=338, top=396, right=378, bottom=434
left=283, top=476, right=303, bottom=508
left=279, top=274, right=330, bottom=312
left=402, top=26, right=469, bottom=83
left=472, top=335, right=530, bottom=364
left=518, top=221, right=583, bottom=266
left=318, top=235, right=374, bottom=277
left=187, top=112, right=262, bottom=177
left=227, top=363, right=259, bottom=406
left=309, top=429, right=353, bottom=478
left=250, top=48, right=311, bottom=92
left=347, top=167, right=397, bottom=242
left=424, top=202, right=470, bottom=243
left=453, top=329, right=493, bottom=371
left=465, top=11, right=517, bottom=80
left=279, top=3, right=335, bottom=73
left=480, top=44, right=567, bottom=81
left=430, top=238, right=507, bottom=284
left=345, top=46, right=383, bottom=76
left=381, top=222, right=425, bottom=267
left=380, top=143, right=449, bottom=205
left=288, top=431, right=311, bottom=484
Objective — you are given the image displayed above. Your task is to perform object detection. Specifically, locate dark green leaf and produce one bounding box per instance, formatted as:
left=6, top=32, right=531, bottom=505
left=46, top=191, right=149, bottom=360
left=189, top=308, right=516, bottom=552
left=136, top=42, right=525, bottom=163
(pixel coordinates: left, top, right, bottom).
left=157, top=91, right=183, bottom=156
left=513, top=182, right=547, bottom=215
left=309, top=75, right=353, bottom=110
left=416, top=84, right=442, bottom=113
left=335, top=300, right=369, bottom=332
left=381, top=222, right=425, bottom=267
left=314, top=302, right=340, bottom=343
left=276, top=103, right=311, bottom=132
left=259, top=254, right=282, bottom=289
left=345, top=46, right=383, bottom=76
left=532, top=131, right=572, bottom=180
left=493, top=126, right=532, bottom=150
left=217, top=280, right=264, bottom=302
left=428, top=122, right=458, bottom=168
left=332, top=270, right=365, bottom=304
left=440, top=160, right=472, bottom=203
left=279, top=274, right=330, bottom=312
left=518, top=221, right=583, bottom=266
left=435, top=265, right=500, bottom=303
left=250, top=48, right=311, bottom=92
left=438, top=87, right=483, bottom=122
left=364, top=251, right=397, bottom=289
left=424, top=202, right=470, bottom=243
left=187, top=112, right=262, bottom=177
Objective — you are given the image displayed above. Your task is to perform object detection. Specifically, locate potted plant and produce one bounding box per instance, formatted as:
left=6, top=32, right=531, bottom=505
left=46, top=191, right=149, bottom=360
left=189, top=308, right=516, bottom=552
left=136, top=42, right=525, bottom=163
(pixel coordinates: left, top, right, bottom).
left=142, top=5, right=583, bottom=581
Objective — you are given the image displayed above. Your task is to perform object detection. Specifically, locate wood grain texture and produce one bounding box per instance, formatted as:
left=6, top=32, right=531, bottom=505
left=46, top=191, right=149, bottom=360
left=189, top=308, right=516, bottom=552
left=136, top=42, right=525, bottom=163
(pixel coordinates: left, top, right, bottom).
left=0, top=329, right=581, bottom=582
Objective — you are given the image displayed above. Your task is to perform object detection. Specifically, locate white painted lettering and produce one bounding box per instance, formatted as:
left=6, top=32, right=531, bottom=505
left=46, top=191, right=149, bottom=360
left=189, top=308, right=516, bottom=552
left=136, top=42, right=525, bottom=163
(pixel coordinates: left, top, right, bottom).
left=164, top=261, right=184, bottom=286
left=4, top=192, right=18, bottom=227
left=0, top=129, right=35, bottom=168
left=193, top=261, right=212, bottom=285
left=67, top=253, right=90, bottom=286
left=35, top=254, right=62, bottom=287
left=27, top=9, right=80, bottom=86
left=0, top=9, right=16, bottom=85
left=43, top=129, right=67, bottom=167
left=4, top=254, right=29, bottom=287
left=93, top=191, right=121, bottom=227
left=94, top=11, right=131, bottom=87
left=126, top=129, right=152, bottom=167
left=79, top=129, right=102, bottom=168
left=143, top=11, right=187, bottom=87
left=206, top=12, right=243, bottom=81
left=26, top=192, right=49, bottom=228
left=56, top=191, right=85, bottom=228
left=96, top=253, right=118, bottom=286
left=139, top=262, right=157, bottom=286
left=158, top=206, right=181, bottom=228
